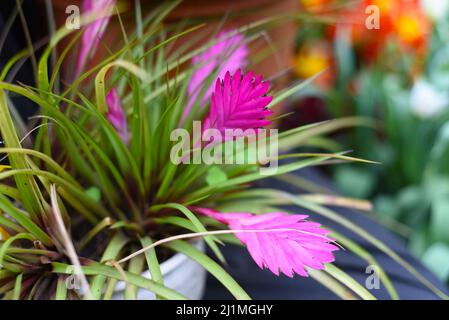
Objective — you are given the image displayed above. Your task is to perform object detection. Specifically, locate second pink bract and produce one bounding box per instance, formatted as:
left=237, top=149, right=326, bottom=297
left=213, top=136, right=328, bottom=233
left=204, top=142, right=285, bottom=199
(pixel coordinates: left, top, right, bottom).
left=183, top=30, right=249, bottom=121
left=106, top=88, right=130, bottom=144
left=193, top=207, right=339, bottom=277
left=76, top=0, right=116, bottom=77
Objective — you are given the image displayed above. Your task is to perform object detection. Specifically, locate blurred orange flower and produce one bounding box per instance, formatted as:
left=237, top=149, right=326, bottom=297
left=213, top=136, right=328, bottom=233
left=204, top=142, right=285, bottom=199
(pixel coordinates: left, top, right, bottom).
left=294, top=42, right=333, bottom=88
left=299, top=0, right=333, bottom=12
left=392, top=3, right=430, bottom=52
left=327, top=0, right=430, bottom=61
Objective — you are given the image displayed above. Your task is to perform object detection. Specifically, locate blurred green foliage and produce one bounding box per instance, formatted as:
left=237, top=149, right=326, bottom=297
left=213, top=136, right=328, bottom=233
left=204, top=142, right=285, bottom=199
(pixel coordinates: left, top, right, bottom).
left=295, top=0, right=449, bottom=282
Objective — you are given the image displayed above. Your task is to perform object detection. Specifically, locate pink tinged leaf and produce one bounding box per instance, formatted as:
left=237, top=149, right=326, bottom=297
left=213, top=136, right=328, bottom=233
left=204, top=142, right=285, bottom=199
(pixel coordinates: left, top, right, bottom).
left=106, top=88, right=130, bottom=144
left=255, top=232, right=282, bottom=275
left=276, top=240, right=298, bottom=277
left=283, top=240, right=308, bottom=277
left=76, top=0, right=116, bottom=76
left=182, top=30, right=249, bottom=121
left=193, top=208, right=339, bottom=277
left=289, top=240, right=324, bottom=270
left=190, top=207, right=251, bottom=223
left=241, top=232, right=264, bottom=269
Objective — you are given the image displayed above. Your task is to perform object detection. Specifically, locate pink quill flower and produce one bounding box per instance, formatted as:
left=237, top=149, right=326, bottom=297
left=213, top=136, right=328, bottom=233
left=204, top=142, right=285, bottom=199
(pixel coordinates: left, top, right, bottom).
left=76, top=0, right=116, bottom=76
left=183, top=30, right=249, bottom=121
left=203, top=69, right=273, bottom=135
left=106, top=88, right=130, bottom=144
left=193, top=207, right=338, bottom=277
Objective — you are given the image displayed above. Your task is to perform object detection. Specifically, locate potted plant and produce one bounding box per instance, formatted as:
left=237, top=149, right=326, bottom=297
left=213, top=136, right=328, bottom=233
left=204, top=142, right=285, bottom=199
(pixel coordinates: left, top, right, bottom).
left=0, top=0, right=445, bottom=300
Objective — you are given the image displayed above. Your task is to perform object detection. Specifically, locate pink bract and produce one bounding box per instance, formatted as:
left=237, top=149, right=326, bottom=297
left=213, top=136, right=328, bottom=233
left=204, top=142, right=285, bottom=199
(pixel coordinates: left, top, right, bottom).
left=203, top=69, right=273, bottom=135
left=76, top=0, right=116, bottom=77
left=193, top=207, right=338, bottom=277
left=183, top=30, right=249, bottom=121
left=106, top=88, right=130, bottom=144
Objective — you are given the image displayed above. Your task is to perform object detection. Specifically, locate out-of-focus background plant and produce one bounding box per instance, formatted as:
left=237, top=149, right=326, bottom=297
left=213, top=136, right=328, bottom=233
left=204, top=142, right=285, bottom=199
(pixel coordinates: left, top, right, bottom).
left=291, top=0, right=449, bottom=282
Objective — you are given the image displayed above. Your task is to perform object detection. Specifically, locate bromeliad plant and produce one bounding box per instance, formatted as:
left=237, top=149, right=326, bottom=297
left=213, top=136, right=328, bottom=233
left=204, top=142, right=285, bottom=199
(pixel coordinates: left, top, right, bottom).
left=0, top=0, right=447, bottom=300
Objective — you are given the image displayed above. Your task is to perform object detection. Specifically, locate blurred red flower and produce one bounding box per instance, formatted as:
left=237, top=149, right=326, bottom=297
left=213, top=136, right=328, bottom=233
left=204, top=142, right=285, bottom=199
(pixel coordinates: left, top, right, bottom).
left=327, top=0, right=430, bottom=61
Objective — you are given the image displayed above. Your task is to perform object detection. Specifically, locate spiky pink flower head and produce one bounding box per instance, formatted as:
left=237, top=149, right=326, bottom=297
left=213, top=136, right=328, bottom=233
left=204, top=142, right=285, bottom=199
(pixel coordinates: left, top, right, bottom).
left=76, top=0, right=116, bottom=76
left=193, top=207, right=338, bottom=277
left=202, top=69, right=273, bottom=135
left=183, top=30, right=249, bottom=121
left=106, top=88, right=130, bottom=144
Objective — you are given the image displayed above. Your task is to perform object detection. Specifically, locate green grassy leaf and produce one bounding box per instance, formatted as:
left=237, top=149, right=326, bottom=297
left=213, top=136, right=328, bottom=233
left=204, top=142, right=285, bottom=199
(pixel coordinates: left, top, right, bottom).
left=324, top=264, right=376, bottom=300
left=52, top=262, right=186, bottom=300
left=151, top=203, right=225, bottom=263
left=163, top=240, right=250, bottom=300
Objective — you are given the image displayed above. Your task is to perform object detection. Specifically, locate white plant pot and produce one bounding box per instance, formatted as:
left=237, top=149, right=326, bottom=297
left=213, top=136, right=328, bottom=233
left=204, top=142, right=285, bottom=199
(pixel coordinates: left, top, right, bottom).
left=112, top=239, right=206, bottom=300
